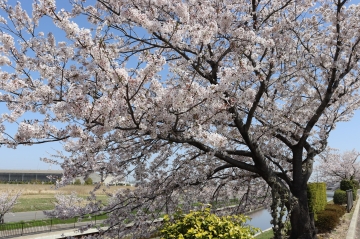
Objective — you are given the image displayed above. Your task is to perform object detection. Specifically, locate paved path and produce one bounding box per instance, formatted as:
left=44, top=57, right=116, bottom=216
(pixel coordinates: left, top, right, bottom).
left=10, top=227, right=106, bottom=239
left=4, top=222, right=107, bottom=239
left=347, top=192, right=360, bottom=239
left=354, top=194, right=360, bottom=239
left=4, top=211, right=48, bottom=223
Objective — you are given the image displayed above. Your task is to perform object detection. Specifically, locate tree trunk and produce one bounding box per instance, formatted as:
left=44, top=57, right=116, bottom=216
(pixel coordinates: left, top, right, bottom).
left=289, top=188, right=317, bottom=239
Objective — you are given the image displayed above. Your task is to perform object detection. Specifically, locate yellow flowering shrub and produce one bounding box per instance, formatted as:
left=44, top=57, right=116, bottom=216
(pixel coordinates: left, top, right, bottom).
left=160, top=206, right=259, bottom=239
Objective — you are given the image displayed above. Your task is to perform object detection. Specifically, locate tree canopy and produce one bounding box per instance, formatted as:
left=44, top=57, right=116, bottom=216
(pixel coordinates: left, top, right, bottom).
left=0, top=0, right=360, bottom=238
left=0, top=190, right=21, bottom=224
left=315, top=148, right=360, bottom=184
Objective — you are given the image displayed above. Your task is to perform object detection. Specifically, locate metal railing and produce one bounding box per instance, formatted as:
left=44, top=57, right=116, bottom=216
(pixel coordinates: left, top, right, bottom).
left=0, top=215, right=105, bottom=238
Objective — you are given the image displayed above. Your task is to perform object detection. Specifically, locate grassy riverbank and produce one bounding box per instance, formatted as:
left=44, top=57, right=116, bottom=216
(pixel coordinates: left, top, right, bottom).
left=255, top=229, right=274, bottom=239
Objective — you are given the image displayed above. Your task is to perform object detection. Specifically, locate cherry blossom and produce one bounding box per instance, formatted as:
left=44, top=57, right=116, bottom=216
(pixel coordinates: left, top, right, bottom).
left=0, top=190, right=21, bottom=224
left=315, top=148, right=360, bottom=184
left=0, top=0, right=360, bottom=238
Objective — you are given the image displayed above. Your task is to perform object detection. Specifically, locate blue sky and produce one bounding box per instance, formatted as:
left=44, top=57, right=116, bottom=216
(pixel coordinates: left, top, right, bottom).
left=0, top=0, right=360, bottom=170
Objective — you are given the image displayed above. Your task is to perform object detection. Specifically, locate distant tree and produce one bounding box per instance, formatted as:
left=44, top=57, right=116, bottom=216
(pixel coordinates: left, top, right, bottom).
left=315, top=149, right=360, bottom=184
left=73, top=179, right=82, bottom=185
left=0, top=191, right=21, bottom=224
left=45, top=192, right=87, bottom=220
left=84, top=178, right=93, bottom=185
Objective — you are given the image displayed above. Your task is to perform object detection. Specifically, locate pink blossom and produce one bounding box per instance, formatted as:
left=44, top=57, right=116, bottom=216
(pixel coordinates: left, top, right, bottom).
left=0, top=0, right=359, bottom=238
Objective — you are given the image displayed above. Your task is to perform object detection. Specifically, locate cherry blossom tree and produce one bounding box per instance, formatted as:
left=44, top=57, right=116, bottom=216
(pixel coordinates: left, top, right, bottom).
left=0, top=191, right=21, bottom=224
left=1, top=0, right=360, bottom=238
left=315, top=148, right=360, bottom=184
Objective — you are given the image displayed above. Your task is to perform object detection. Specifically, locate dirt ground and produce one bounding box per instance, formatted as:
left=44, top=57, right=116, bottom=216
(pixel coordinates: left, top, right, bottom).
left=0, top=183, right=133, bottom=195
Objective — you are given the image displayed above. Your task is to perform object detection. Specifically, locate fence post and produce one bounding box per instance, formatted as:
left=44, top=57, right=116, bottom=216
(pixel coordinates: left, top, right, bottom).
left=346, top=189, right=353, bottom=212
left=50, top=219, right=52, bottom=232
left=21, top=222, right=24, bottom=236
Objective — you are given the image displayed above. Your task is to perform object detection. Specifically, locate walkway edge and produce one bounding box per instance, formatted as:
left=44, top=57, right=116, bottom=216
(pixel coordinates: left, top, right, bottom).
left=254, top=227, right=272, bottom=237
left=346, top=193, right=360, bottom=239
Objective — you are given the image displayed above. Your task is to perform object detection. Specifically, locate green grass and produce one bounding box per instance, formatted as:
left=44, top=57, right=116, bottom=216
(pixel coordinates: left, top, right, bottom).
left=255, top=229, right=274, bottom=239
left=0, top=214, right=108, bottom=231
left=14, top=196, right=55, bottom=212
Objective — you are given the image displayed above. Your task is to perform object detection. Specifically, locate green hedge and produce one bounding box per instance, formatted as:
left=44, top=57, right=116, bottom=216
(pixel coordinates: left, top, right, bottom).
left=73, top=179, right=82, bottom=185
left=324, top=204, right=346, bottom=218
left=315, top=203, right=346, bottom=233
left=315, top=210, right=340, bottom=233
left=84, top=178, right=93, bottom=185
left=340, top=179, right=357, bottom=201
left=307, top=182, right=327, bottom=219
left=333, top=189, right=347, bottom=205
left=352, top=180, right=360, bottom=190
left=340, top=179, right=354, bottom=190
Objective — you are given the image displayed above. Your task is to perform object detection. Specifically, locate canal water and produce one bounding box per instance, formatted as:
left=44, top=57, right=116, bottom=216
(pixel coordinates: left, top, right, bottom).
left=246, top=191, right=334, bottom=230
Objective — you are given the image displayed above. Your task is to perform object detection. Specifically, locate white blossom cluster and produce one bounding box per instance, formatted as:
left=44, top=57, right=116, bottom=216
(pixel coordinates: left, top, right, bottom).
left=315, top=148, right=360, bottom=184
left=0, top=0, right=360, bottom=238
left=0, top=190, right=21, bottom=224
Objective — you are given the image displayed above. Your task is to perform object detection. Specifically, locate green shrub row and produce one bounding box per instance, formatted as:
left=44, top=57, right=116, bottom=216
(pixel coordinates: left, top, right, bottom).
left=74, top=179, right=82, bottom=185
left=333, top=179, right=359, bottom=205
left=73, top=178, right=93, bottom=185
left=333, top=189, right=347, bottom=205
left=315, top=210, right=339, bottom=233
left=352, top=180, right=360, bottom=190
left=315, top=204, right=346, bottom=233
left=340, top=179, right=358, bottom=201
left=307, top=182, right=327, bottom=219
left=324, top=204, right=346, bottom=217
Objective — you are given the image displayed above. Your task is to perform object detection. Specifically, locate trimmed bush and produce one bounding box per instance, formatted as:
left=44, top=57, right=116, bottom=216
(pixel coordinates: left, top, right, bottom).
left=340, top=179, right=357, bottom=200
left=74, top=179, right=82, bottom=185
left=340, top=179, right=354, bottom=191
left=307, top=182, right=327, bottom=219
left=84, top=178, right=93, bottom=185
left=353, top=190, right=357, bottom=200
left=160, top=206, right=259, bottom=239
left=324, top=204, right=346, bottom=218
left=333, top=189, right=347, bottom=205
left=315, top=210, right=340, bottom=233
left=352, top=179, right=360, bottom=190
